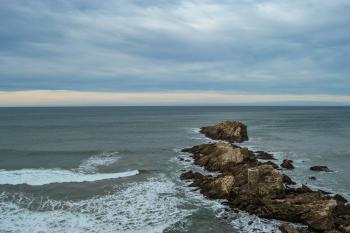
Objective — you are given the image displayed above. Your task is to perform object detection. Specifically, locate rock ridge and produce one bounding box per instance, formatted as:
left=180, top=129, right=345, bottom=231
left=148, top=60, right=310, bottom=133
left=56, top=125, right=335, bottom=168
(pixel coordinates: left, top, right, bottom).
left=180, top=120, right=350, bottom=233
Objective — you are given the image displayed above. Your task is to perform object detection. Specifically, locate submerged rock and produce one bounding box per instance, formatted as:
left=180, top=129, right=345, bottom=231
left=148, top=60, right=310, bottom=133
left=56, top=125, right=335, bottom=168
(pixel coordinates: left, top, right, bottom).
left=310, top=166, right=332, bottom=172
left=281, top=159, right=295, bottom=169
left=200, top=120, right=248, bottom=143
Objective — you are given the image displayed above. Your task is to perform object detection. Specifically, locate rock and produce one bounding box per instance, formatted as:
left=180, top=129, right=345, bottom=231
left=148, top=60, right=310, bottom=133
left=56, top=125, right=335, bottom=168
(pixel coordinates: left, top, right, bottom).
left=200, top=120, right=248, bottom=143
left=261, top=194, right=337, bottom=231
left=255, top=151, right=276, bottom=160
left=182, top=143, right=252, bottom=172
left=203, top=175, right=235, bottom=199
left=282, top=174, right=296, bottom=185
left=279, top=223, right=300, bottom=233
left=260, top=161, right=279, bottom=169
left=180, top=170, right=203, bottom=180
left=334, top=194, right=348, bottom=203
left=296, top=184, right=312, bottom=193
left=180, top=121, right=350, bottom=233
left=309, top=176, right=317, bottom=180
left=281, top=159, right=294, bottom=169
left=310, top=166, right=332, bottom=172
left=221, top=201, right=230, bottom=206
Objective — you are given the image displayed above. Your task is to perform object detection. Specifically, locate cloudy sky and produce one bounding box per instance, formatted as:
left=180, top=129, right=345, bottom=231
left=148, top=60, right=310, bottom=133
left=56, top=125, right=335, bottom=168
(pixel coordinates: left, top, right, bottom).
left=0, top=0, right=349, bottom=106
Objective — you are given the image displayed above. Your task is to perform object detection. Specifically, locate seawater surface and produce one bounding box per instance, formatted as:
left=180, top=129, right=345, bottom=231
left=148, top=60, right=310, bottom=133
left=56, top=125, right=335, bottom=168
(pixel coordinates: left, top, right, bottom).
left=1, top=106, right=350, bottom=233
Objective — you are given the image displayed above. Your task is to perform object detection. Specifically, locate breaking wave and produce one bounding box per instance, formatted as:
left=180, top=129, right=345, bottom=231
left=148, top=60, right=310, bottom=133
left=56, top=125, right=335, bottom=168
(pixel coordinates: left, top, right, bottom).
left=0, top=169, right=139, bottom=186
left=0, top=176, right=190, bottom=233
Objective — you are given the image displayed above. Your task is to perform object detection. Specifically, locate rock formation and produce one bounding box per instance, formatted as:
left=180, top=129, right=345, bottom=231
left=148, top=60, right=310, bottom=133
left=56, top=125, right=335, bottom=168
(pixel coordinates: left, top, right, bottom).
left=180, top=120, right=350, bottom=233
left=311, top=166, right=332, bottom=172
left=279, top=223, right=300, bottom=233
left=200, top=120, right=248, bottom=143
left=281, top=159, right=295, bottom=169
left=255, top=151, right=276, bottom=160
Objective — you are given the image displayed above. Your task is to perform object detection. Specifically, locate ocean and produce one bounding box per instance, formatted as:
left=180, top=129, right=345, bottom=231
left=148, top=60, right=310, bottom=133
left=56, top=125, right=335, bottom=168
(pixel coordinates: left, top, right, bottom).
left=0, top=106, right=350, bottom=233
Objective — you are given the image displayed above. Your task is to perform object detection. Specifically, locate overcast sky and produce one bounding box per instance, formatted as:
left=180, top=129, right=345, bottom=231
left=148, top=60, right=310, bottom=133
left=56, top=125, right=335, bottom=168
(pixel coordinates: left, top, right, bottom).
left=1, top=0, right=349, bottom=106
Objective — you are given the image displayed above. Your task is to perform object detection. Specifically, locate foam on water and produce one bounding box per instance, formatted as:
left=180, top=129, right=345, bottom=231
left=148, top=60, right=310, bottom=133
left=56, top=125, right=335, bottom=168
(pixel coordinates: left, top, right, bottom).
left=225, top=211, right=284, bottom=233
left=76, top=151, right=120, bottom=173
left=0, top=176, right=190, bottom=233
left=0, top=169, right=139, bottom=185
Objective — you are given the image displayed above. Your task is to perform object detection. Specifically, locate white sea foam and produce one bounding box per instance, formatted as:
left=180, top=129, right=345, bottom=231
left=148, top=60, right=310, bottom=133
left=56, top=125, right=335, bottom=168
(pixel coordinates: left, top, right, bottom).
left=76, top=151, right=120, bottom=173
left=0, top=176, right=190, bottom=233
left=0, top=169, right=139, bottom=185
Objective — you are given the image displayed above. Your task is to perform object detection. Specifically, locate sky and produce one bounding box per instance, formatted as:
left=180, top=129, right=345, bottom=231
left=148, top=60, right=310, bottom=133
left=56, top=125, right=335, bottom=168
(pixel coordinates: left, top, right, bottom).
left=0, top=0, right=350, bottom=106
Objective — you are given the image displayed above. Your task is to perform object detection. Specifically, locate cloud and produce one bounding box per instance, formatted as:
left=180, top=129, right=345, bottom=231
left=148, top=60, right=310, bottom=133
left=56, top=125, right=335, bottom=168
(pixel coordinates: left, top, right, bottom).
left=0, top=0, right=350, bottom=100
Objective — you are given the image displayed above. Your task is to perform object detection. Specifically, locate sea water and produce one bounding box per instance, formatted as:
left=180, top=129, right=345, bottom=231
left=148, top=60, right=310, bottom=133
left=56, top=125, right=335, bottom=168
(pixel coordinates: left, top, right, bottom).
left=0, top=106, right=349, bottom=233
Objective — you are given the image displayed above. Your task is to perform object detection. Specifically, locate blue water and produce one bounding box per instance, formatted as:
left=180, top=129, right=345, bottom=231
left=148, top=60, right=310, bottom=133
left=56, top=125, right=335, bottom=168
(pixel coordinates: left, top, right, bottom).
left=0, top=106, right=350, bottom=233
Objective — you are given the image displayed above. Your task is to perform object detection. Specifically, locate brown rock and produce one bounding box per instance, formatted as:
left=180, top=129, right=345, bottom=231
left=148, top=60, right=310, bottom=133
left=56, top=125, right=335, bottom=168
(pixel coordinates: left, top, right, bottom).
left=310, top=166, right=332, bottom=172
left=203, top=175, right=235, bottom=199
left=183, top=143, right=251, bottom=171
left=180, top=170, right=203, bottom=180
left=279, top=223, right=300, bottom=233
left=255, top=151, right=276, bottom=160
left=334, top=194, right=348, bottom=203
left=282, top=174, right=296, bottom=185
left=281, top=159, right=294, bottom=169
left=200, top=120, right=248, bottom=143
left=260, top=161, right=279, bottom=169
left=180, top=121, right=350, bottom=233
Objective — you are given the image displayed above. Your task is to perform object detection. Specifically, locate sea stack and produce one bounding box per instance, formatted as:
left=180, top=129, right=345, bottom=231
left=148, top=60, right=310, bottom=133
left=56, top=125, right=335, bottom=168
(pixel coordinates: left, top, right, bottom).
left=200, top=120, right=248, bottom=143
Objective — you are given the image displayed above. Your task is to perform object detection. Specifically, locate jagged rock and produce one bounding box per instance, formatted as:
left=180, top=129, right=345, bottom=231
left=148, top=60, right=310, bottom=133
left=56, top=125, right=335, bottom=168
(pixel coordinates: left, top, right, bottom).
left=200, top=120, right=248, bottom=143
left=202, top=175, right=235, bottom=199
left=261, top=194, right=337, bottom=231
left=260, top=161, right=279, bottom=169
left=282, top=174, right=296, bottom=185
left=279, top=223, right=300, bottom=233
left=180, top=170, right=203, bottom=180
left=297, top=185, right=313, bottom=193
left=180, top=121, right=350, bottom=233
left=182, top=143, right=252, bottom=171
left=255, top=151, right=276, bottom=160
left=281, top=159, right=294, bottom=169
left=310, top=166, right=332, bottom=172
left=334, top=194, right=348, bottom=203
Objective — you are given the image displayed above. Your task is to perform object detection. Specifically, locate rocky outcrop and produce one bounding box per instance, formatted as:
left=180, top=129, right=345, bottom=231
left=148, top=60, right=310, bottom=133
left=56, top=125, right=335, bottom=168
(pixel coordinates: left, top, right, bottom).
left=279, top=223, right=300, bottom=233
left=200, top=120, right=248, bottom=143
left=281, top=159, right=295, bottom=169
left=311, top=166, right=332, bottom=172
left=255, top=151, right=276, bottom=160
left=182, top=143, right=253, bottom=171
left=180, top=121, right=350, bottom=233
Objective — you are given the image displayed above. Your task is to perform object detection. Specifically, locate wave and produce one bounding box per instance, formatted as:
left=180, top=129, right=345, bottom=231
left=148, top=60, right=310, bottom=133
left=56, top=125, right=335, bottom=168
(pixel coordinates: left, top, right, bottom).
left=0, top=168, right=139, bottom=186
left=0, top=176, right=190, bottom=233
left=76, top=151, right=120, bottom=173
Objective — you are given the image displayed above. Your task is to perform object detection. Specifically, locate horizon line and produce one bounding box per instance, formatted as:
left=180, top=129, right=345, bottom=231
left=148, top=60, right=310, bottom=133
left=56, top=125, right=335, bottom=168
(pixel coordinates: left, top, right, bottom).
left=0, top=90, right=349, bottom=107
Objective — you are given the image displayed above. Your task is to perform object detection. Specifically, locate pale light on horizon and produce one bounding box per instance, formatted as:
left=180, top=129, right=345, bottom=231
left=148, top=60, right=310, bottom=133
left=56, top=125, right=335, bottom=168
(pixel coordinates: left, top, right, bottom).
left=0, top=90, right=349, bottom=107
